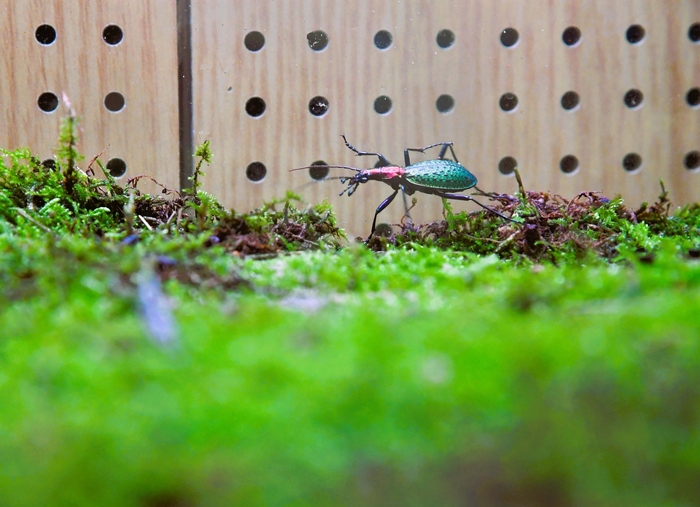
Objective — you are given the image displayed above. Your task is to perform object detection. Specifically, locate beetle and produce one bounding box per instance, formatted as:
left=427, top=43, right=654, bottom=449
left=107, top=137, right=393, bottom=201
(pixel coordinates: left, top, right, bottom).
left=291, top=135, right=518, bottom=238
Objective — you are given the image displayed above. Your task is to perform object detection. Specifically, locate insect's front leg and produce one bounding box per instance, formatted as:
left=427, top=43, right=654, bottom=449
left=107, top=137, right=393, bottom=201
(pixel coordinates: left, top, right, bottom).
left=341, top=134, right=392, bottom=167
left=404, top=142, right=458, bottom=165
left=368, top=189, right=399, bottom=239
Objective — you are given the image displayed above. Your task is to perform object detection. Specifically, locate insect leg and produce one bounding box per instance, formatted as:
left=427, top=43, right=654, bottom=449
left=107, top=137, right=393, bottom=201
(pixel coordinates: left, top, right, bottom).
left=341, top=134, right=392, bottom=166
left=369, top=189, right=399, bottom=238
left=444, top=144, right=460, bottom=162
left=404, top=141, right=456, bottom=165
left=434, top=192, right=520, bottom=223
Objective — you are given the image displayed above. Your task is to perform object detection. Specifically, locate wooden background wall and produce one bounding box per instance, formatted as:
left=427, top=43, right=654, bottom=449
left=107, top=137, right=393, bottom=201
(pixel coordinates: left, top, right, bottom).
left=0, top=0, right=179, bottom=194
left=2, top=1, right=699, bottom=238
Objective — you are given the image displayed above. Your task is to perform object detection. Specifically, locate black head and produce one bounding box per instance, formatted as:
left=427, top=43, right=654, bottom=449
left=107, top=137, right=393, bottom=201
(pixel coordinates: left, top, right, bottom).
left=339, top=171, right=369, bottom=196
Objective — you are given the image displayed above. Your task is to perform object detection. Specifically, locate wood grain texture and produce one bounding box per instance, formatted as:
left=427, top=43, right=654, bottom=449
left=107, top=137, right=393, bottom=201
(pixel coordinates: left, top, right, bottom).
left=192, top=0, right=700, bottom=237
left=0, top=0, right=179, bottom=193
left=4, top=1, right=695, bottom=237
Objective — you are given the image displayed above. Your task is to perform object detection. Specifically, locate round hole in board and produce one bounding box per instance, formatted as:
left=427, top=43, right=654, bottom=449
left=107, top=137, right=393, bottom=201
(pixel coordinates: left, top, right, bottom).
left=374, top=30, right=393, bottom=50
left=436, top=29, right=455, bottom=49
left=561, top=91, right=580, bottom=111
left=309, top=160, right=329, bottom=180
left=687, top=88, right=700, bottom=108
left=685, top=151, right=700, bottom=171
left=308, top=96, right=329, bottom=116
left=102, top=24, right=123, bottom=45
left=37, top=92, right=59, bottom=113
left=498, top=156, right=517, bottom=175
left=436, top=94, right=455, bottom=113
left=374, top=95, right=392, bottom=115
left=626, top=24, right=646, bottom=44
left=41, top=159, right=57, bottom=171
left=246, top=161, right=267, bottom=182
left=244, top=31, right=265, bottom=52
left=500, top=27, right=519, bottom=47
left=562, top=26, right=581, bottom=46
left=560, top=154, right=579, bottom=174
left=104, top=92, right=125, bottom=112
left=690, top=23, right=700, bottom=43
left=245, top=97, right=266, bottom=117
left=499, top=92, right=518, bottom=112
left=622, top=153, right=643, bottom=172
left=306, top=30, right=329, bottom=51
left=35, top=24, right=57, bottom=45
left=624, top=89, right=644, bottom=109
left=106, top=158, right=127, bottom=178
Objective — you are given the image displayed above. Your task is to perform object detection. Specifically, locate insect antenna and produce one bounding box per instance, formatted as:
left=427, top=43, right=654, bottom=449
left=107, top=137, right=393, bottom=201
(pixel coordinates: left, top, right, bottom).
left=292, top=175, right=354, bottom=193
left=289, top=165, right=362, bottom=173
left=316, top=176, right=353, bottom=182
left=289, top=165, right=363, bottom=197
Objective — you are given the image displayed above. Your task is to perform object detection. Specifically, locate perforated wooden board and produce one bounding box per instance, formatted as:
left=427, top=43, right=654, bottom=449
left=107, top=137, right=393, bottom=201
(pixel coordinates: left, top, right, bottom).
left=193, top=0, right=700, bottom=238
left=2, top=1, right=698, bottom=238
left=0, top=0, right=179, bottom=193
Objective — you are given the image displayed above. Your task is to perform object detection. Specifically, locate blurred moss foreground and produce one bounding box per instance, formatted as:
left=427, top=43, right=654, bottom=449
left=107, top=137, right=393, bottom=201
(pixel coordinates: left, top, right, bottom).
left=2, top=245, right=700, bottom=507
left=1, top=119, right=700, bottom=506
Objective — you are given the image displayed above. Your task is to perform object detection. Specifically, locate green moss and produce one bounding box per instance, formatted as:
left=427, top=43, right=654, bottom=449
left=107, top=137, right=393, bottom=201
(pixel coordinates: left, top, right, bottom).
left=3, top=116, right=700, bottom=506
left=382, top=184, right=700, bottom=263
left=2, top=246, right=700, bottom=506
left=0, top=120, right=343, bottom=254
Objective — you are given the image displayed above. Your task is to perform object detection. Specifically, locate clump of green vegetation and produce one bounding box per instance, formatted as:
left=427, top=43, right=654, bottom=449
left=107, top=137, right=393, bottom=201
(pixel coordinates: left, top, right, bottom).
left=2, top=242, right=700, bottom=507
left=3, top=113, right=700, bottom=507
left=0, top=116, right=344, bottom=254
left=373, top=170, right=700, bottom=263
left=3, top=112, right=698, bottom=262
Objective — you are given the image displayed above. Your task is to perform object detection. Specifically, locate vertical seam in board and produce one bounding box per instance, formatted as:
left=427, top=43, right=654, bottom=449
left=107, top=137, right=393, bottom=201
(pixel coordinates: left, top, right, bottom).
left=177, top=0, right=194, bottom=190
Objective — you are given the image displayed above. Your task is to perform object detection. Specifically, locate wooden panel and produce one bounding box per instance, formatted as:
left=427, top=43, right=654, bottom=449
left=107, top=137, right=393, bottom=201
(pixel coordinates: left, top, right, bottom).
left=0, top=0, right=179, bottom=192
left=200, top=0, right=697, bottom=237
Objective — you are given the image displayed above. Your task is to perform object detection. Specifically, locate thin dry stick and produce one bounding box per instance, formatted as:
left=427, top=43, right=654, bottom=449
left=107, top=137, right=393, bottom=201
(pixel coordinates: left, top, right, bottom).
left=86, top=148, right=108, bottom=176
left=15, top=208, right=55, bottom=235
left=495, top=230, right=519, bottom=254
left=165, top=210, right=177, bottom=225
left=137, top=215, right=154, bottom=231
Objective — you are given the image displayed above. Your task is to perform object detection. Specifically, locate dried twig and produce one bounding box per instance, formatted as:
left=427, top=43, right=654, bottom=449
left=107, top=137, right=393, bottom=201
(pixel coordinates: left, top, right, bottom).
left=14, top=208, right=56, bottom=235
left=137, top=215, right=154, bottom=231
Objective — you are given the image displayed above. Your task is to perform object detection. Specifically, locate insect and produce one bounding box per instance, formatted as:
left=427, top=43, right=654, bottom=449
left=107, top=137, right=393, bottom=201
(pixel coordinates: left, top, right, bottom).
left=291, top=135, right=518, bottom=238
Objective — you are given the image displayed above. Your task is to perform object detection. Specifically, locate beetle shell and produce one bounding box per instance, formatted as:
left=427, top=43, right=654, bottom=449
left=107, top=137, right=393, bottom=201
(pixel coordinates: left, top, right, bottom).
left=404, top=159, right=478, bottom=191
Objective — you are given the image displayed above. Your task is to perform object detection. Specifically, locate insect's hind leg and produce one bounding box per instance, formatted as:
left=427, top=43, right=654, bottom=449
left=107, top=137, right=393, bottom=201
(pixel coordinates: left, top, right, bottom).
left=341, top=134, right=392, bottom=167
left=404, top=141, right=459, bottom=165
left=434, top=191, right=520, bottom=223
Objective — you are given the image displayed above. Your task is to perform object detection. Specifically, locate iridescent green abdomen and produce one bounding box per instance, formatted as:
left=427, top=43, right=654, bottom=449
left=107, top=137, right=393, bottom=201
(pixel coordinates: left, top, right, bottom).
left=404, top=160, right=477, bottom=191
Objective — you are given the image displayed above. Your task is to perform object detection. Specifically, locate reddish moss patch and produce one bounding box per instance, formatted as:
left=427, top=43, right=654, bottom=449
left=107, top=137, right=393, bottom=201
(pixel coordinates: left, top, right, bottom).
left=370, top=178, right=700, bottom=262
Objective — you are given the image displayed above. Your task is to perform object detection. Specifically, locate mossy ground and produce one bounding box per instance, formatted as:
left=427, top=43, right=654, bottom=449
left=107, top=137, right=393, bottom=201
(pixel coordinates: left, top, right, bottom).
left=2, top=117, right=700, bottom=506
